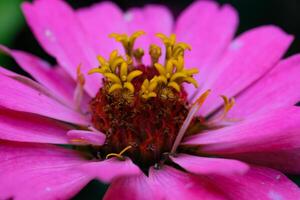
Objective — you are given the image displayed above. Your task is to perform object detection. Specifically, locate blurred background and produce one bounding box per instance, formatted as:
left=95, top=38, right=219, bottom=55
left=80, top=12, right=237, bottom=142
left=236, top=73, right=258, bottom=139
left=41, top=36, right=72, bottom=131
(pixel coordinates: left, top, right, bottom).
left=1, top=0, right=300, bottom=199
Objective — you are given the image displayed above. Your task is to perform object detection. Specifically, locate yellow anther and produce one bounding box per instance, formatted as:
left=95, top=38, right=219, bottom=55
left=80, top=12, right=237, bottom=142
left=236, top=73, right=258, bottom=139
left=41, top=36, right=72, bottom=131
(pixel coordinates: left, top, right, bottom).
left=124, top=82, right=135, bottom=93
left=120, top=62, right=128, bottom=81
left=97, top=55, right=106, bottom=66
left=166, top=73, right=171, bottom=79
left=109, top=31, right=145, bottom=56
left=140, top=78, right=158, bottom=99
left=173, top=56, right=199, bottom=88
left=90, top=32, right=200, bottom=100
left=154, top=63, right=167, bottom=76
left=156, top=33, right=176, bottom=46
left=156, top=33, right=191, bottom=61
left=104, top=68, right=142, bottom=94
left=103, top=73, right=121, bottom=84
left=149, top=44, right=162, bottom=65
left=166, top=59, right=174, bottom=74
left=184, top=77, right=198, bottom=88
left=110, top=57, right=125, bottom=72
left=168, top=81, right=181, bottom=92
left=110, top=50, right=119, bottom=61
left=106, top=145, right=132, bottom=160
left=89, top=50, right=125, bottom=76
left=170, top=72, right=187, bottom=82
left=156, top=75, right=168, bottom=84
left=108, top=83, right=123, bottom=93
left=127, top=70, right=143, bottom=82
left=184, top=69, right=199, bottom=76
left=154, top=57, right=198, bottom=92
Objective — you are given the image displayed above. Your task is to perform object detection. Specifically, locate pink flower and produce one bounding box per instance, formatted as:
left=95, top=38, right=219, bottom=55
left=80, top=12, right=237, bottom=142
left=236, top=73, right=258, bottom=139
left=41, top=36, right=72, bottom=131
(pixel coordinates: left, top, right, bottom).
left=1, top=0, right=300, bottom=199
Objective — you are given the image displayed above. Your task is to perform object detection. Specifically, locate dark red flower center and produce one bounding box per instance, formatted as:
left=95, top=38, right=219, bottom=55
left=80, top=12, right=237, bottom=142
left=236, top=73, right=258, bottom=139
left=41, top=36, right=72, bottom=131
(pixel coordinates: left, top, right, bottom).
left=90, top=65, right=192, bottom=169
left=87, top=32, right=226, bottom=171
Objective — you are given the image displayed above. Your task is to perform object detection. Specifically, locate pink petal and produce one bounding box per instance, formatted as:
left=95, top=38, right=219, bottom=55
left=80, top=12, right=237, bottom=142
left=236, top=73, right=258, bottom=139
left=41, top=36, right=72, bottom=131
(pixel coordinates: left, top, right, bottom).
left=104, top=174, right=161, bottom=200
left=0, top=73, right=89, bottom=125
left=175, top=1, right=238, bottom=98
left=224, top=149, right=300, bottom=175
left=227, top=54, right=300, bottom=119
left=77, top=1, right=126, bottom=59
left=80, top=158, right=142, bottom=183
left=22, top=0, right=100, bottom=96
left=186, top=107, right=300, bottom=173
left=199, top=26, right=293, bottom=115
left=0, top=66, right=61, bottom=103
left=125, top=5, right=173, bottom=65
left=171, top=154, right=249, bottom=176
left=0, top=141, right=91, bottom=200
left=148, top=166, right=226, bottom=200
left=209, top=166, right=300, bottom=199
left=0, top=108, right=71, bottom=144
left=67, top=129, right=105, bottom=146
left=0, top=45, right=76, bottom=106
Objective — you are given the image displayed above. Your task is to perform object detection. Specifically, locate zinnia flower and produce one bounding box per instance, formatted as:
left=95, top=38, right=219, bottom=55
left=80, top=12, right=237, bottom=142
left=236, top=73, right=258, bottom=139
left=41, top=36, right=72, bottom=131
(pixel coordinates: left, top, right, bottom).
left=1, top=0, right=300, bottom=199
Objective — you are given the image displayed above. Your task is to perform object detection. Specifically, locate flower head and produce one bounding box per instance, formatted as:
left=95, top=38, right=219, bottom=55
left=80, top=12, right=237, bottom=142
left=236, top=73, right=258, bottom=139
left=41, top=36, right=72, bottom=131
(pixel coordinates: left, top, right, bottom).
left=1, top=0, right=300, bottom=199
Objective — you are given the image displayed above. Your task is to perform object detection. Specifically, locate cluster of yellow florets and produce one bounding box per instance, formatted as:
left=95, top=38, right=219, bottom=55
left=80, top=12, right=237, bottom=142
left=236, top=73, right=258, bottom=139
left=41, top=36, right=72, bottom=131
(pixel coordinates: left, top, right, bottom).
left=89, top=31, right=199, bottom=100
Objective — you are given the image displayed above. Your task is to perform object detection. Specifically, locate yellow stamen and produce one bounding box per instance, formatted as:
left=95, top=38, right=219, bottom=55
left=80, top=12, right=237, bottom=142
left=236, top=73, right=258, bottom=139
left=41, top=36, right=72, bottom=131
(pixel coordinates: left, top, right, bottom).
left=168, top=81, right=181, bottom=92
left=108, top=83, right=123, bottom=93
left=127, top=70, right=143, bottom=82
left=156, top=33, right=191, bottom=61
left=89, top=31, right=200, bottom=100
left=124, top=82, right=135, bottom=93
left=109, top=31, right=145, bottom=56
left=154, top=63, right=167, bottom=76
left=140, top=78, right=158, bottom=99
left=103, top=73, right=122, bottom=84
left=106, top=145, right=132, bottom=160
left=120, top=62, right=128, bottom=81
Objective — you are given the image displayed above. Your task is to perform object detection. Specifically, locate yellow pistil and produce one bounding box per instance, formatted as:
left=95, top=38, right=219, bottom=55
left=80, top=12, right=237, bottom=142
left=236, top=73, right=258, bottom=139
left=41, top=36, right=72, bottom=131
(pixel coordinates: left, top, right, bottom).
left=89, top=53, right=142, bottom=94
left=173, top=56, right=199, bottom=88
left=89, top=50, right=124, bottom=75
left=154, top=58, right=198, bottom=92
left=109, top=31, right=145, bottom=56
left=156, top=33, right=191, bottom=62
left=89, top=31, right=200, bottom=100
left=105, top=62, right=142, bottom=94
left=106, top=145, right=132, bottom=160
left=140, top=77, right=158, bottom=99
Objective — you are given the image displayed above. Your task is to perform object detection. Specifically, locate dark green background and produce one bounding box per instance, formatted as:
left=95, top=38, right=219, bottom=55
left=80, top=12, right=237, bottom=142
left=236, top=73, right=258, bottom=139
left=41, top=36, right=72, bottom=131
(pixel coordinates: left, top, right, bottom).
left=0, top=0, right=300, bottom=199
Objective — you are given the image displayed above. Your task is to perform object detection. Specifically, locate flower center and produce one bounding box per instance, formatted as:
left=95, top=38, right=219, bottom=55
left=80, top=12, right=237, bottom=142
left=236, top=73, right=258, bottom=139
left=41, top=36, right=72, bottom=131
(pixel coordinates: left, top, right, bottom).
left=88, top=32, right=208, bottom=171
